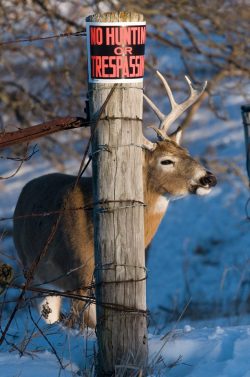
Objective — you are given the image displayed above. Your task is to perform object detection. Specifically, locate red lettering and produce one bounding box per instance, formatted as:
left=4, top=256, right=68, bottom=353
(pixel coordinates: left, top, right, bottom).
left=90, top=27, right=103, bottom=45
left=91, top=56, right=96, bottom=77
left=136, top=56, right=140, bottom=76
left=91, top=55, right=145, bottom=79
left=101, top=56, right=109, bottom=78
left=104, top=26, right=146, bottom=46
left=95, top=56, right=102, bottom=77
left=140, top=26, right=146, bottom=44
left=116, top=56, right=123, bottom=77
left=122, top=56, right=129, bottom=77
left=90, top=27, right=96, bottom=45
left=130, top=56, right=136, bottom=77
left=115, top=27, right=122, bottom=46
left=96, top=28, right=103, bottom=45
left=137, top=27, right=141, bottom=45
left=114, top=46, right=133, bottom=55
left=114, top=47, right=123, bottom=55
left=125, top=47, right=132, bottom=55
left=130, top=27, right=138, bottom=44
left=106, top=27, right=115, bottom=45
left=109, top=56, right=117, bottom=78
left=128, top=55, right=144, bottom=77
left=122, top=27, right=131, bottom=45
left=140, top=56, right=145, bottom=76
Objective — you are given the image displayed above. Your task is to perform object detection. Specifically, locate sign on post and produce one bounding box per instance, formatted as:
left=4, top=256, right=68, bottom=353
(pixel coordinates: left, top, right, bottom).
left=86, top=21, right=146, bottom=83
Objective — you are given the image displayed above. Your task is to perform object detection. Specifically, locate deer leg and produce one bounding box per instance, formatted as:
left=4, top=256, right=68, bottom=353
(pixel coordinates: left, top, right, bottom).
left=38, top=295, right=62, bottom=324
left=83, top=302, right=96, bottom=328
left=63, top=289, right=96, bottom=329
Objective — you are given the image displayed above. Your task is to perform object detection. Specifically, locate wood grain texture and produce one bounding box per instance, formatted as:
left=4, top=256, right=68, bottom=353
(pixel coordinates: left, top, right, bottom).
left=87, top=11, right=148, bottom=376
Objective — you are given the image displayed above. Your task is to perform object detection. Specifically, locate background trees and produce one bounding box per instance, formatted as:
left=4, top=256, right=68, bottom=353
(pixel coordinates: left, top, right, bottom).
left=0, top=0, right=249, bottom=166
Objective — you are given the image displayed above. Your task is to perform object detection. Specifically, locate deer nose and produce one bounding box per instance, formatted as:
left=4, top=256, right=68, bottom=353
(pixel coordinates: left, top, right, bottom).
left=199, top=171, right=217, bottom=187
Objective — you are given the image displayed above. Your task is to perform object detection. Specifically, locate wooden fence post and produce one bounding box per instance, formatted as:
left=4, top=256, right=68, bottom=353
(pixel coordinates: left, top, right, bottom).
left=86, top=12, right=148, bottom=375
left=241, top=105, right=250, bottom=184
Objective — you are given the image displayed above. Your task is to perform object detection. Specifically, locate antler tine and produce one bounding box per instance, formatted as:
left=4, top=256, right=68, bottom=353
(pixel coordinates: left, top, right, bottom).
left=143, top=70, right=207, bottom=144
left=184, top=75, right=207, bottom=94
left=159, top=73, right=207, bottom=133
left=156, top=70, right=177, bottom=111
left=141, top=135, right=156, bottom=151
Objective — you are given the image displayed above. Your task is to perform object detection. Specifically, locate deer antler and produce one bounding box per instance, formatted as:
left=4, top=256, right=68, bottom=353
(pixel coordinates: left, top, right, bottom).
left=143, top=71, right=207, bottom=142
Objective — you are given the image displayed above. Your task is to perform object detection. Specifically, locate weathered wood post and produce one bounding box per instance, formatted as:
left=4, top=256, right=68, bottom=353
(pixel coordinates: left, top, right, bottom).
left=241, top=105, right=250, bottom=184
left=86, top=12, right=148, bottom=375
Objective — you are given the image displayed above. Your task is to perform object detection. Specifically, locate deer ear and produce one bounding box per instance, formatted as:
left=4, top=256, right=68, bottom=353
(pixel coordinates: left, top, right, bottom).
left=170, top=128, right=182, bottom=145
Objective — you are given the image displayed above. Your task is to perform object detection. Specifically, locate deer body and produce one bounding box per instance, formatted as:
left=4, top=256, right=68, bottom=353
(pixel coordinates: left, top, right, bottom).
left=13, top=72, right=217, bottom=327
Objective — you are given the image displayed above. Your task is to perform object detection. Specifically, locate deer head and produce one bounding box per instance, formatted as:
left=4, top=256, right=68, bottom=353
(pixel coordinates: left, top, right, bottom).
left=143, top=71, right=217, bottom=200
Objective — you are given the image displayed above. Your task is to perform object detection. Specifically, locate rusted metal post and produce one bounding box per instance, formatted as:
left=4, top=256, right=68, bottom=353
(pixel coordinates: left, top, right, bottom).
left=0, top=117, right=87, bottom=149
left=86, top=11, right=148, bottom=376
left=241, top=105, right=250, bottom=184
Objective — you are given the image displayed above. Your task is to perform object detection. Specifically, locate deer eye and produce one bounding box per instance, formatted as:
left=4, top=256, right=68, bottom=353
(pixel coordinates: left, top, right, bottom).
left=161, top=159, right=174, bottom=166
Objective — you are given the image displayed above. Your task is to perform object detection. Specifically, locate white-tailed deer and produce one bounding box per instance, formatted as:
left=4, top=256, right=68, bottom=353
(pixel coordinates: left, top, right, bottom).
left=13, top=71, right=217, bottom=328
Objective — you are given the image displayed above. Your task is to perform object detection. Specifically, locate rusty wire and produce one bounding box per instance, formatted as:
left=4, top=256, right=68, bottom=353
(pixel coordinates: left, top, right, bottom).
left=0, top=145, right=39, bottom=162
left=1, top=283, right=148, bottom=315
left=0, top=144, right=37, bottom=180
left=0, top=199, right=146, bottom=223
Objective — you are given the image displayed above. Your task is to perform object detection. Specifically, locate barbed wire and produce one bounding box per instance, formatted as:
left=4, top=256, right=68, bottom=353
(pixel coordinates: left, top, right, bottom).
left=0, top=199, right=146, bottom=224
left=0, top=144, right=39, bottom=180
left=0, top=282, right=148, bottom=315
left=0, top=30, right=86, bottom=48
left=0, top=145, right=39, bottom=162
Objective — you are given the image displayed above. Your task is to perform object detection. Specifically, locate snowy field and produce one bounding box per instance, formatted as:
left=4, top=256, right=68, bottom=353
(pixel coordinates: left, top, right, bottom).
left=0, top=34, right=250, bottom=377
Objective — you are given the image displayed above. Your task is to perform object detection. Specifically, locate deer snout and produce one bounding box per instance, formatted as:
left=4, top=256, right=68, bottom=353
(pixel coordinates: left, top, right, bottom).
left=191, top=171, right=217, bottom=196
left=199, top=171, right=217, bottom=187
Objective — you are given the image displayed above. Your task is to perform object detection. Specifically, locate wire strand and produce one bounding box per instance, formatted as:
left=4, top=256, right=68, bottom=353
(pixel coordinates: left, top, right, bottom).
left=0, top=30, right=86, bottom=47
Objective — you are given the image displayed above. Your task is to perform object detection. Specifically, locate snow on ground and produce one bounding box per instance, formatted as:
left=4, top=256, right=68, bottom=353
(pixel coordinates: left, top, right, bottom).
left=149, top=324, right=250, bottom=377
left=0, top=313, right=95, bottom=377
left=1, top=319, right=250, bottom=376
left=0, top=351, right=75, bottom=377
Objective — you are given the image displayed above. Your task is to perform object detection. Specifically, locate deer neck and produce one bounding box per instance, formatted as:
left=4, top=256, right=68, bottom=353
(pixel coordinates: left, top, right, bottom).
left=143, top=181, right=169, bottom=248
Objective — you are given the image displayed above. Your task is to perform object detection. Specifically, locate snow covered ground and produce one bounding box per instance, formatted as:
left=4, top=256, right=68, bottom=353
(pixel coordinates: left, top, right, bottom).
left=1, top=33, right=250, bottom=377
left=2, top=316, right=250, bottom=376
left=149, top=324, right=250, bottom=377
